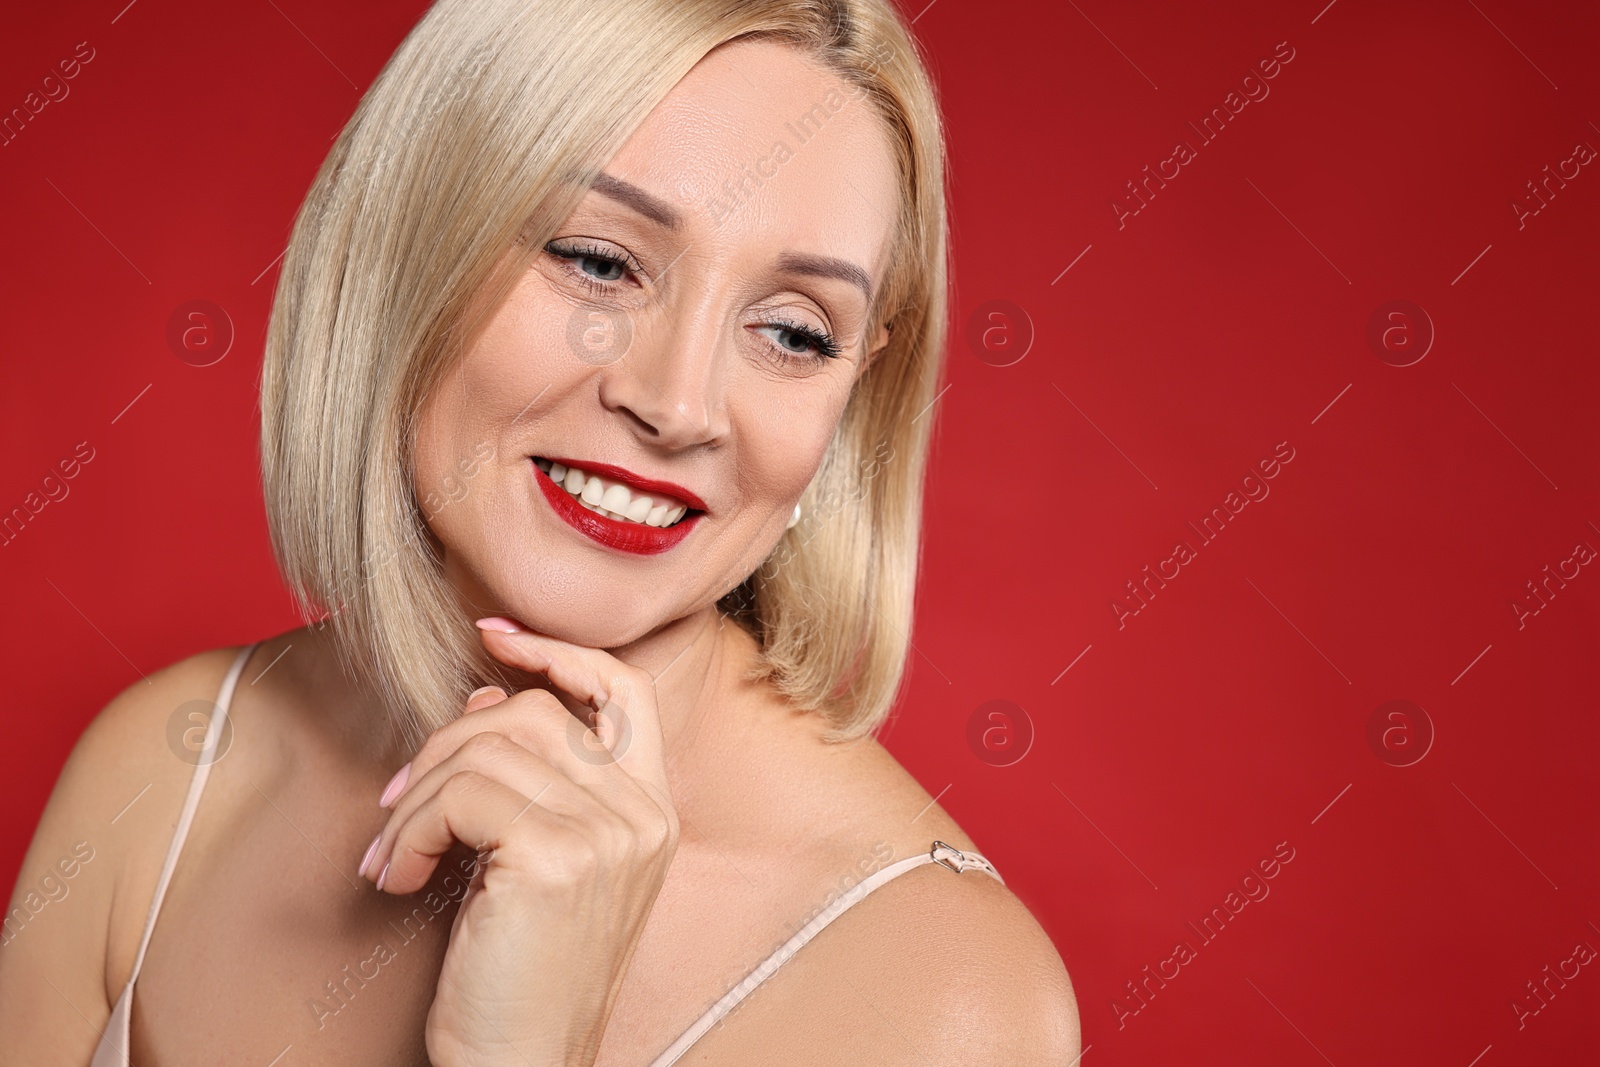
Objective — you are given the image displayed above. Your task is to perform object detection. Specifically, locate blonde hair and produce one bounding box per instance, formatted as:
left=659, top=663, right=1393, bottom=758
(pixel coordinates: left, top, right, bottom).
left=260, top=0, right=951, bottom=754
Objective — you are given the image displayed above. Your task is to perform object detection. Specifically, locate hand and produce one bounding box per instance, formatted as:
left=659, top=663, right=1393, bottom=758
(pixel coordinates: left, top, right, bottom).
left=359, top=616, right=680, bottom=1067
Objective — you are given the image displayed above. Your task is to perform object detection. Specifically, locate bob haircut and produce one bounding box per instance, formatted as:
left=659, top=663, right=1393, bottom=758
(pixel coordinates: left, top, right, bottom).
left=260, top=0, right=952, bottom=755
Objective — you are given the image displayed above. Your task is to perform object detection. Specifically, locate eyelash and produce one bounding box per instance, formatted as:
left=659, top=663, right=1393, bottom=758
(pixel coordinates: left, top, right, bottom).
left=543, top=240, right=844, bottom=361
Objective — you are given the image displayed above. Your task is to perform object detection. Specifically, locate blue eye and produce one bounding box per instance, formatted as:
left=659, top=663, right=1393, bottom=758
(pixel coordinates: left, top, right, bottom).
left=542, top=241, right=844, bottom=363
left=575, top=255, right=625, bottom=282
left=755, top=320, right=843, bottom=360
left=544, top=240, right=638, bottom=289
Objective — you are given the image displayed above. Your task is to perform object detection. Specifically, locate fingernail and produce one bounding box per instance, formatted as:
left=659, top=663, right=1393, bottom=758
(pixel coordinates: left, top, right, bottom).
left=358, top=833, right=381, bottom=878
left=468, top=685, right=501, bottom=701
left=376, top=860, right=391, bottom=892
left=379, top=762, right=411, bottom=808
left=475, top=617, right=521, bottom=633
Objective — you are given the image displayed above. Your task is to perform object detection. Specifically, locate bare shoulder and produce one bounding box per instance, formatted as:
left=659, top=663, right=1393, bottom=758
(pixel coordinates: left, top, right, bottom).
left=855, top=858, right=1081, bottom=1064
left=695, top=840, right=1080, bottom=1066
left=0, top=639, right=260, bottom=1058
left=699, top=729, right=1081, bottom=1065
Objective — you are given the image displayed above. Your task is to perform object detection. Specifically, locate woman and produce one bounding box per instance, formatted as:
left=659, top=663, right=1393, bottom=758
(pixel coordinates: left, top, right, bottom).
left=0, top=0, right=1080, bottom=1062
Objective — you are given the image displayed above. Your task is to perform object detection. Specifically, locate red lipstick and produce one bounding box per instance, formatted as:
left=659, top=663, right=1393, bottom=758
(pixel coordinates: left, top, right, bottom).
left=539, top=456, right=708, bottom=511
left=532, top=460, right=702, bottom=555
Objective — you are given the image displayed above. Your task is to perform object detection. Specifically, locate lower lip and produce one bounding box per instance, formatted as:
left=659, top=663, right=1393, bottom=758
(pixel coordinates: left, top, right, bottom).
left=533, top=461, right=701, bottom=555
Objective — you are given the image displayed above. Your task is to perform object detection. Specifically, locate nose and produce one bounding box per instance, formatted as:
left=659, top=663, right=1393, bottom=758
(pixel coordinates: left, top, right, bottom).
left=595, top=299, right=731, bottom=449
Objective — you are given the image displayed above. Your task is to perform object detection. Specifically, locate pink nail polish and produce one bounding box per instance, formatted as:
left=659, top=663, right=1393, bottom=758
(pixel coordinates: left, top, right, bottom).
left=358, top=833, right=381, bottom=878
left=376, top=860, right=391, bottom=891
left=379, top=762, right=411, bottom=808
left=475, top=617, right=521, bottom=633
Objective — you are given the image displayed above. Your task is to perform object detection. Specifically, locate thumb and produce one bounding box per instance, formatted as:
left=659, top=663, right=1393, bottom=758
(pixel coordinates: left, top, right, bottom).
left=463, top=685, right=508, bottom=714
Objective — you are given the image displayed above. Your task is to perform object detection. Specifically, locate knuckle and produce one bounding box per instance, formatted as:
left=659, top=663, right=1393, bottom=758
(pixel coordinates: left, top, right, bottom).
left=649, top=810, right=680, bottom=855
left=615, top=807, right=673, bottom=860
left=461, top=729, right=513, bottom=762
left=606, top=812, right=643, bottom=853
left=440, top=768, right=488, bottom=803
left=632, top=822, right=669, bottom=861
left=410, top=733, right=448, bottom=776
left=540, top=829, right=603, bottom=887
left=509, top=693, right=568, bottom=740
left=633, top=782, right=679, bottom=841
left=496, top=815, right=541, bottom=854
left=520, top=687, right=567, bottom=712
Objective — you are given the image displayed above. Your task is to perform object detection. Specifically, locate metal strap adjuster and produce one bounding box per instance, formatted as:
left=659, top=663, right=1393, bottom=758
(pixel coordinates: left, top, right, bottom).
left=930, top=839, right=971, bottom=873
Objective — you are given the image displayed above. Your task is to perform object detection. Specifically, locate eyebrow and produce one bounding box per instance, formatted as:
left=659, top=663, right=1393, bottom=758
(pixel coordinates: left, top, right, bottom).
left=590, top=171, right=683, bottom=231
left=587, top=171, right=876, bottom=305
left=773, top=251, right=875, bottom=307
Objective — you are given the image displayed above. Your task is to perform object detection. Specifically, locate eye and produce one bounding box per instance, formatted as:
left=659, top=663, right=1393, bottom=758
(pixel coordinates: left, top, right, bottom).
left=753, top=318, right=843, bottom=361
left=576, top=255, right=625, bottom=283
left=543, top=240, right=844, bottom=364
left=544, top=240, right=640, bottom=294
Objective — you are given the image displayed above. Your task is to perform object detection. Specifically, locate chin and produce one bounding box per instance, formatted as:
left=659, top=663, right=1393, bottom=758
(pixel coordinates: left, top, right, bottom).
left=534, top=615, right=655, bottom=650
left=452, top=534, right=701, bottom=650
left=483, top=585, right=667, bottom=651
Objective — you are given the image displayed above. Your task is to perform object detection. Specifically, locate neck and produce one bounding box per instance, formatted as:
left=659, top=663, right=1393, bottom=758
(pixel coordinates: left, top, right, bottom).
left=430, top=552, right=772, bottom=766
left=340, top=605, right=764, bottom=772
left=594, top=602, right=756, bottom=762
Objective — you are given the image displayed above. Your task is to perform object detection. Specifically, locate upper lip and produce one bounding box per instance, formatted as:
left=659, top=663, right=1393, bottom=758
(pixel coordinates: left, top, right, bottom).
left=537, top=456, right=709, bottom=512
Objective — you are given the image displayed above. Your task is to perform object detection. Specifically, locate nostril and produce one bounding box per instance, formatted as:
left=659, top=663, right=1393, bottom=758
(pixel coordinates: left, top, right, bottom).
left=617, top=405, right=661, bottom=438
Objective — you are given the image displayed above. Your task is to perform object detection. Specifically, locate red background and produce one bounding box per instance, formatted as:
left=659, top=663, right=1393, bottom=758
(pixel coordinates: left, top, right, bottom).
left=3, top=1, right=1596, bottom=1063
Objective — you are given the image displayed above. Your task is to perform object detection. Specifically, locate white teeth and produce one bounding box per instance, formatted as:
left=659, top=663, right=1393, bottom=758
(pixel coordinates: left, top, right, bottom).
left=539, top=458, right=694, bottom=529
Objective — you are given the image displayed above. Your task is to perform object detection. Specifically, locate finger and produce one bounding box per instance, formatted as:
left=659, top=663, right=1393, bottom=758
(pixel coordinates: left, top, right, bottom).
left=474, top=618, right=668, bottom=799
left=386, top=685, right=615, bottom=817
left=448, top=693, right=638, bottom=784
left=376, top=768, right=610, bottom=895
left=464, top=685, right=508, bottom=714
left=369, top=738, right=598, bottom=893
left=377, top=684, right=528, bottom=813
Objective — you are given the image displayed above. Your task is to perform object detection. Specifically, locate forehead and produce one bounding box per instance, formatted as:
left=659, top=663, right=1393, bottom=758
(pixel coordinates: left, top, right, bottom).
left=594, top=38, right=900, bottom=283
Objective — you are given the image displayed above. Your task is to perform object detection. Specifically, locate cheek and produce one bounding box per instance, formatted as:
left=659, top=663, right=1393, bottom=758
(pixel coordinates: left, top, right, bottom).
left=738, top=410, right=841, bottom=501
left=412, top=383, right=470, bottom=496
left=410, top=389, right=506, bottom=547
left=411, top=287, right=571, bottom=514
left=478, top=271, right=586, bottom=382
left=410, top=410, right=452, bottom=517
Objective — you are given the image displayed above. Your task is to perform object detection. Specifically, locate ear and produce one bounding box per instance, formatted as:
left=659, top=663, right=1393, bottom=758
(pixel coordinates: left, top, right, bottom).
left=861, top=320, right=893, bottom=374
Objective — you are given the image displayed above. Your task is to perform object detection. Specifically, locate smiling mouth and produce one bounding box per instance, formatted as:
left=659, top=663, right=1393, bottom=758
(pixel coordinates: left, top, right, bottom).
left=533, top=457, right=701, bottom=528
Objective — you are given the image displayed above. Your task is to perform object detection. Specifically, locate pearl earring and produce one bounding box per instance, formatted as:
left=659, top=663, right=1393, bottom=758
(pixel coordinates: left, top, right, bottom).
left=787, top=503, right=802, bottom=529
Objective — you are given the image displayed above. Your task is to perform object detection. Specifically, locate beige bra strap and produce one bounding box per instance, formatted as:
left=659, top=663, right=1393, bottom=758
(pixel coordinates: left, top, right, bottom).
left=646, top=841, right=1004, bottom=1067
left=121, top=642, right=258, bottom=988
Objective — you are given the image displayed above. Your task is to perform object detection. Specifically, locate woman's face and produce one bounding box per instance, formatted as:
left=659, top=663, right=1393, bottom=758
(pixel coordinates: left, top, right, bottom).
left=412, top=38, right=900, bottom=647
